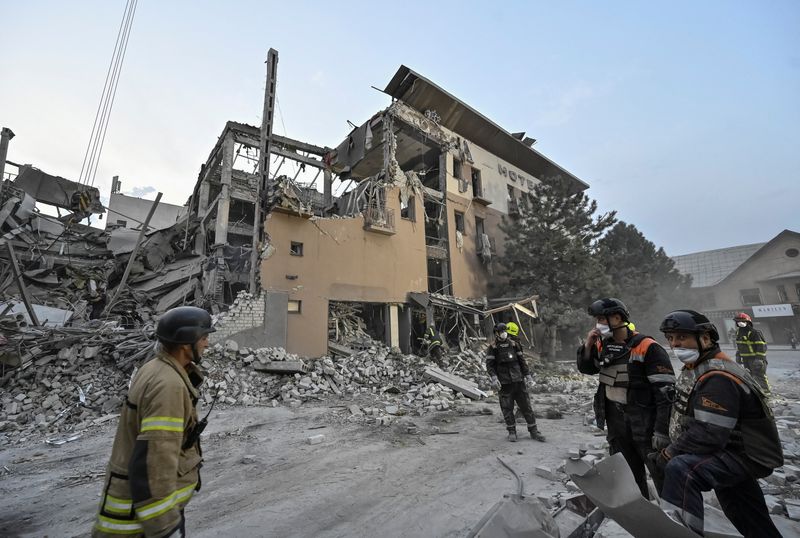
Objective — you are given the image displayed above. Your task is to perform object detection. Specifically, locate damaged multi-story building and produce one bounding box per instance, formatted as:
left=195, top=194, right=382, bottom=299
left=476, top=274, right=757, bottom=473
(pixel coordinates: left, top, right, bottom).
left=190, top=66, right=588, bottom=357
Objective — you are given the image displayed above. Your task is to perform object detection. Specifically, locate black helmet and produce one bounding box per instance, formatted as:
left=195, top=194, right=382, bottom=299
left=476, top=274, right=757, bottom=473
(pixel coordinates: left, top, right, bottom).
left=494, top=322, right=507, bottom=332
left=659, top=310, right=719, bottom=342
left=156, top=306, right=215, bottom=344
left=588, top=298, right=629, bottom=321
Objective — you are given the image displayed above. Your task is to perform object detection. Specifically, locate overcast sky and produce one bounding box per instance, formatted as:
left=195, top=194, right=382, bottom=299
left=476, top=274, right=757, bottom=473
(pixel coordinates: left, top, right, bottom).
left=1, top=1, right=798, bottom=256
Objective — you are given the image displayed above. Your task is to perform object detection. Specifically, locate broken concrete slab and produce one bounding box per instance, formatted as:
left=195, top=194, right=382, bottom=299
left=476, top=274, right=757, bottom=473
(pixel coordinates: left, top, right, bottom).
left=254, top=361, right=309, bottom=374
left=306, top=434, right=325, bottom=445
left=567, top=453, right=740, bottom=538
left=467, top=494, right=559, bottom=538
left=423, top=366, right=486, bottom=400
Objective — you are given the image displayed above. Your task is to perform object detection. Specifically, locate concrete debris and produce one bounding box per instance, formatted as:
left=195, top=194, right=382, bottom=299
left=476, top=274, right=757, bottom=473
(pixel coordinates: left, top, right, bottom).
left=306, top=434, right=325, bottom=445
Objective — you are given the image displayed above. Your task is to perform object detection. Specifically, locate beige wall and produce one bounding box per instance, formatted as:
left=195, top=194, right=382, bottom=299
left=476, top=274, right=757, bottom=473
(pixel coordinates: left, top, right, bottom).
left=261, top=186, right=427, bottom=357
left=700, top=233, right=800, bottom=342
left=705, top=234, right=800, bottom=312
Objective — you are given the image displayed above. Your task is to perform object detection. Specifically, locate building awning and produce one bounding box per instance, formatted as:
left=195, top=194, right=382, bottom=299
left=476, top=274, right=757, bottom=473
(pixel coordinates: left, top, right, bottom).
left=758, top=271, right=800, bottom=282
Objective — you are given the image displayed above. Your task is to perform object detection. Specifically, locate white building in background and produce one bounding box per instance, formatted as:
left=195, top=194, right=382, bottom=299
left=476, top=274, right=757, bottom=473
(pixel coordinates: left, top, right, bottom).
left=105, top=176, right=185, bottom=231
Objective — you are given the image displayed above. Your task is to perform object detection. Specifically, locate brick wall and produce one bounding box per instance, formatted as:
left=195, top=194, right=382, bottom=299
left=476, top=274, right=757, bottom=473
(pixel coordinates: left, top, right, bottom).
left=211, top=291, right=266, bottom=342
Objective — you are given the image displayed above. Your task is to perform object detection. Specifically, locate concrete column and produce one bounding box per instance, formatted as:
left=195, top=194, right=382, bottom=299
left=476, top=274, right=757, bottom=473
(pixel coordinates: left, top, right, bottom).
left=214, top=132, right=234, bottom=247
left=387, top=304, right=400, bottom=349
left=323, top=168, right=332, bottom=213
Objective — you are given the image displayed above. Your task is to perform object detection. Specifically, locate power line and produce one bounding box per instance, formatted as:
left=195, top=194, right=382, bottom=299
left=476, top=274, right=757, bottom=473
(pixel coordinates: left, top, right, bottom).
left=79, top=0, right=138, bottom=187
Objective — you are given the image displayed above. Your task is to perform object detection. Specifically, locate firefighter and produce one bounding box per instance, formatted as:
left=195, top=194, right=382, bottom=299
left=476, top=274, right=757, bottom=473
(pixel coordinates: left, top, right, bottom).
left=654, top=310, right=782, bottom=537
left=486, top=322, right=545, bottom=442
left=577, top=298, right=676, bottom=498
left=422, top=324, right=444, bottom=362
left=93, top=306, right=215, bottom=537
left=733, top=312, right=770, bottom=394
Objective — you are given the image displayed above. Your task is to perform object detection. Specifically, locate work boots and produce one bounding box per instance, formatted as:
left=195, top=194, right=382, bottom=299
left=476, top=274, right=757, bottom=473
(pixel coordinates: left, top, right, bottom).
left=528, top=425, right=545, bottom=442
left=507, top=429, right=518, bottom=442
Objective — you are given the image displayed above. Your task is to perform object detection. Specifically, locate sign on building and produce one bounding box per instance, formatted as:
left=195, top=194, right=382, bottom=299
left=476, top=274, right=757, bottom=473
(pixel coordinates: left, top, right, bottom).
left=752, top=304, right=794, bottom=317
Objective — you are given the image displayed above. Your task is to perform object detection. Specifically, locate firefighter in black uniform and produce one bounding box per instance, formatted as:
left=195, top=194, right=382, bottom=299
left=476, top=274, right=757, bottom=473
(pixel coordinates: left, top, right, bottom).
left=654, top=310, right=782, bottom=537
left=577, top=298, right=676, bottom=498
left=733, top=312, right=770, bottom=394
left=486, top=322, right=545, bottom=442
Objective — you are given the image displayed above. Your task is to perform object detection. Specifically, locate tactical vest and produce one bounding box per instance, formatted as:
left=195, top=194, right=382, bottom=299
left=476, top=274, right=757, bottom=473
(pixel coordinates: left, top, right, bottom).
left=597, top=334, right=656, bottom=405
left=669, top=353, right=783, bottom=476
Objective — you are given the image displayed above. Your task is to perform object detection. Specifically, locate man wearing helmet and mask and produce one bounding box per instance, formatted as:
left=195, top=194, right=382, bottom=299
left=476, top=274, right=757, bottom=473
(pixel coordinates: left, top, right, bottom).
left=577, top=298, right=676, bottom=499
left=486, top=322, right=545, bottom=442
left=93, top=306, right=215, bottom=537
left=654, top=310, right=782, bottom=537
left=733, top=312, right=770, bottom=394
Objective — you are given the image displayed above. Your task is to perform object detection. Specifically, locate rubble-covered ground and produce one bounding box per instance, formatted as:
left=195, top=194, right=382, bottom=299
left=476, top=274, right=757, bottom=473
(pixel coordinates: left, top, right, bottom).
left=1, top=346, right=799, bottom=537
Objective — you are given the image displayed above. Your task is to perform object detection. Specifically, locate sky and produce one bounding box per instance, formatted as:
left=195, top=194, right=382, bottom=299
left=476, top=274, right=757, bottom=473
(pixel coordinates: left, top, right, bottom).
left=1, top=1, right=798, bottom=256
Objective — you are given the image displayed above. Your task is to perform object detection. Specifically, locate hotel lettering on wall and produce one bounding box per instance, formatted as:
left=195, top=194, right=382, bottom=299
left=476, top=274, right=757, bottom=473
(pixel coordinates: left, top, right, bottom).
left=752, top=304, right=794, bottom=318
left=497, top=163, right=536, bottom=191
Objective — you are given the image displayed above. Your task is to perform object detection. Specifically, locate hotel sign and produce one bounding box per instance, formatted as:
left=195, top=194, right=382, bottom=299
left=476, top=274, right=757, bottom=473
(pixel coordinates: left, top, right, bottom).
left=752, top=304, right=794, bottom=318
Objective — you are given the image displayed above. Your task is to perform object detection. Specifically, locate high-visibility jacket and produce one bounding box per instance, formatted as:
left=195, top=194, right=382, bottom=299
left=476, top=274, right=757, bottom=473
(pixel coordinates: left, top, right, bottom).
left=736, top=327, right=767, bottom=360
left=93, top=350, right=204, bottom=537
left=577, top=332, right=676, bottom=440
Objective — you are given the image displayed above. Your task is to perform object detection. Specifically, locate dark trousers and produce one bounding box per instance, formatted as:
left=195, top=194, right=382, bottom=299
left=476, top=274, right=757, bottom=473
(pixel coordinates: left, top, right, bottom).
left=499, top=382, right=536, bottom=431
left=605, top=401, right=654, bottom=499
left=661, top=452, right=780, bottom=537
left=742, top=357, right=770, bottom=393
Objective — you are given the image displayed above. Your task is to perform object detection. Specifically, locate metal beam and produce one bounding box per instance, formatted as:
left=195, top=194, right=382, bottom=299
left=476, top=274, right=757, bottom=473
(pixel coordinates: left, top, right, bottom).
left=5, top=242, right=40, bottom=326
left=104, top=192, right=162, bottom=315
left=270, top=146, right=325, bottom=169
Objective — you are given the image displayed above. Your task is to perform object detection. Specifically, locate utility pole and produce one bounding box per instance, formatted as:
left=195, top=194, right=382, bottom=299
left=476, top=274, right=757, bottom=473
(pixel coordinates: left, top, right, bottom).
left=249, top=48, right=279, bottom=294
left=0, top=127, right=15, bottom=201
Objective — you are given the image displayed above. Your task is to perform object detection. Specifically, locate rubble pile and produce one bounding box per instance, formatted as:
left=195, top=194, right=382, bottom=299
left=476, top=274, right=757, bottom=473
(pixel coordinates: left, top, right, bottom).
left=0, top=325, right=154, bottom=444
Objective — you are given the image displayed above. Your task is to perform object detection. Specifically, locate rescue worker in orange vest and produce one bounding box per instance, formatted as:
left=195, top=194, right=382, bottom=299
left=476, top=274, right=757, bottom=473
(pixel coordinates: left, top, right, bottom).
left=653, top=310, right=782, bottom=537
left=733, top=312, right=770, bottom=394
left=577, top=298, right=676, bottom=498
left=93, top=306, right=215, bottom=537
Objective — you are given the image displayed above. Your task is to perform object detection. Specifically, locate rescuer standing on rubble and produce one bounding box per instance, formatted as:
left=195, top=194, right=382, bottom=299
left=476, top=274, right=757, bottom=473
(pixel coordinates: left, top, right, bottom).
left=486, top=322, right=545, bottom=442
left=733, top=312, right=770, bottom=394
left=93, top=306, right=215, bottom=537
left=577, top=298, right=675, bottom=498
left=654, top=310, right=782, bottom=537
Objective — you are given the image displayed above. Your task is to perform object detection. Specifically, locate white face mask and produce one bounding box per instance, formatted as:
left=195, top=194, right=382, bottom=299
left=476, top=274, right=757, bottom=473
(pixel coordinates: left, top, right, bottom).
left=596, top=323, right=612, bottom=337
left=498, top=332, right=508, bottom=340
left=736, top=322, right=747, bottom=328
left=673, top=347, right=700, bottom=365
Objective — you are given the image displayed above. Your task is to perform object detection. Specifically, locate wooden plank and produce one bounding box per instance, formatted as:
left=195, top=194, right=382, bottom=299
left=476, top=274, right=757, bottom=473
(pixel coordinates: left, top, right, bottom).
left=424, top=366, right=486, bottom=400
left=253, top=360, right=308, bottom=374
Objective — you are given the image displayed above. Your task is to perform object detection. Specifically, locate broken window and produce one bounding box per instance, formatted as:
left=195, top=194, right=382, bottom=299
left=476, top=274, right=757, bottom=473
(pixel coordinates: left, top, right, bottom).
left=453, top=157, right=462, bottom=180
left=290, top=242, right=304, bottom=256
left=777, top=284, right=789, bottom=303
left=471, top=167, right=483, bottom=198
left=454, top=211, right=465, bottom=233
left=116, top=219, right=127, bottom=227
left=400, top=195, right=416, bottom=221
left=475, top=216, right=485, bottom=241
left=507, top=185, right=519, bottom=214
left=288, top=300, right=302, bottom=313
left=740, top=288, right=762, bottom=306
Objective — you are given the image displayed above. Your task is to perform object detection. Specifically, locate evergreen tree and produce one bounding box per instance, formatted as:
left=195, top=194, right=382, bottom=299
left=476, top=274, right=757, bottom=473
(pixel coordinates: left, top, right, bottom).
left=594, top=221, right=695, bottom=336
left=498, top=177, right=616, bottom=358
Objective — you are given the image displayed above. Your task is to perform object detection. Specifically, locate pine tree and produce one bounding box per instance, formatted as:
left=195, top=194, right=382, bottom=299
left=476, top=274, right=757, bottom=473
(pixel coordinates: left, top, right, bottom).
left=594, top=222, right=695, bottom=336
left=498, top=177, right=616, bottom=358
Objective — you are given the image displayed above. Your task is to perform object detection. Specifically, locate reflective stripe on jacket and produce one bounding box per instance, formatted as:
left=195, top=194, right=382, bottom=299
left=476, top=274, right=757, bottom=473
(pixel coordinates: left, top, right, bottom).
left=93, top=350, right=204, bottom=537
left=736, top=327, right=767, bottom=358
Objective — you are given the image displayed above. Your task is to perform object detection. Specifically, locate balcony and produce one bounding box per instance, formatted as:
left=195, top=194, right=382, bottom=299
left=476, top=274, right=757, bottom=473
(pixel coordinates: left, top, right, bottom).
left=363, top=204, right=395, bottom=235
